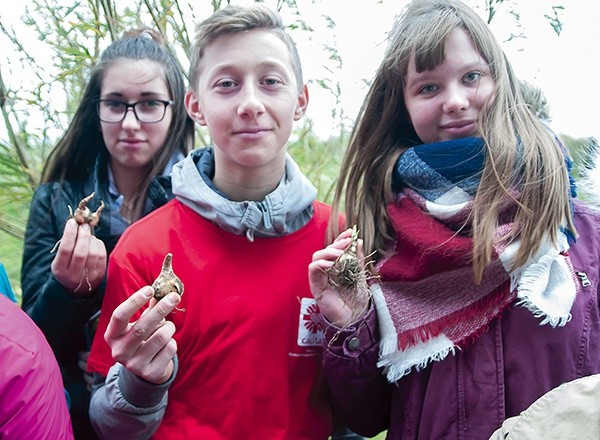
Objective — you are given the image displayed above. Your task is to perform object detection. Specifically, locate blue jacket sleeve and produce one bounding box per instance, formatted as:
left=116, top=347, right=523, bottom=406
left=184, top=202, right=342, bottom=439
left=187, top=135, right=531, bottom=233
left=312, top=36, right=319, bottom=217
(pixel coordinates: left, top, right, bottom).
left=0, top=263, right=16, bottom=302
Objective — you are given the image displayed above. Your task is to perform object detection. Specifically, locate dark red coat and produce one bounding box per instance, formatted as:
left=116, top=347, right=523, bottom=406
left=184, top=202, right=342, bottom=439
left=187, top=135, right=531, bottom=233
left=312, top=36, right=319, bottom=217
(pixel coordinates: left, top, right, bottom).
left=323, top=201, right=600, bottom=439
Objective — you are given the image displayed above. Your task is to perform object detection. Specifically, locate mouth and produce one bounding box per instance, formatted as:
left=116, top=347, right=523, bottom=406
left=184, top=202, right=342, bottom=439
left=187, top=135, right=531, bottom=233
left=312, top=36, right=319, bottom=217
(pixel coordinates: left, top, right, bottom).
left=233, top=128, right=271, bottom=138
left=234, top=127, right=270, bottom=133
left=120, top=138, right=145, bottom=145
left=439, top=120, right=476, bottom=138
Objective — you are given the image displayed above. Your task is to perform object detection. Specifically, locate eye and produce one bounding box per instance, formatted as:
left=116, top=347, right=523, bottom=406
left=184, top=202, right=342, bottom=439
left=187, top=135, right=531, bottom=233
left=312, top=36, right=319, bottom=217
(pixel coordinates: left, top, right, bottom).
left=464, top=71, right=482, bottom=83
left=262, top=77, right=283, bottom=87
left=139, top=99, right=162, bottom=108
left=216, top=79, right=237, bottom=89
left=104, top=100, right=126, bottom=109
left=418, top=84, right=438, bottom=95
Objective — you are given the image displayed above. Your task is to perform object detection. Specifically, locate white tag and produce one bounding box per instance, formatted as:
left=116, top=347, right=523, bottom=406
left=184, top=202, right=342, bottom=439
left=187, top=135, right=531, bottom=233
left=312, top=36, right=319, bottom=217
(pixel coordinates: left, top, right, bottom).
left=297, top=297, right=324, bottom=347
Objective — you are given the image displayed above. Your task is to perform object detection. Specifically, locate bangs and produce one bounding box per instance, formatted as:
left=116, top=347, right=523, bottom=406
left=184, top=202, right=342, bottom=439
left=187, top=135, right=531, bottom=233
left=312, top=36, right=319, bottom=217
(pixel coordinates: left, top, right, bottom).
left=385, top=3, right=467, bottom=78
left=411, top=20, right=457, bottom=73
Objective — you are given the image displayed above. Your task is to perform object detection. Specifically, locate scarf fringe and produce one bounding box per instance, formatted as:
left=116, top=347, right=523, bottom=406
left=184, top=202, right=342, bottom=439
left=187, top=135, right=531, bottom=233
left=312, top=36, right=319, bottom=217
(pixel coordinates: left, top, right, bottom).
left=515, top=298, right=572, bottom=327
left=510, top=245, right=578, bottom=328
left=394, top=283, right=513, bottom=350
left=373, top=281, right=515, bottom=383
left=379, top=335, right=457, bottom=382
left=372, top=283, right=399, bottom=361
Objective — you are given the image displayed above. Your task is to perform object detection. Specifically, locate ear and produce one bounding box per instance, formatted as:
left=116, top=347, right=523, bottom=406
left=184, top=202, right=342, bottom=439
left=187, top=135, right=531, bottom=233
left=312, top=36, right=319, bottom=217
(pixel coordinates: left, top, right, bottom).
left=293, top=85, right=309, bottom=121
left=185, top=89, right=206, bottom=126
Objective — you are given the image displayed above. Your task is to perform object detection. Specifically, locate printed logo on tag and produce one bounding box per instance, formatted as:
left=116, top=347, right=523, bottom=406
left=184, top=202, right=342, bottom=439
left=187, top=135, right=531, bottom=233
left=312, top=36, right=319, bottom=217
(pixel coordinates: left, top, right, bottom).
left=297, top=297, right=324, bottom=347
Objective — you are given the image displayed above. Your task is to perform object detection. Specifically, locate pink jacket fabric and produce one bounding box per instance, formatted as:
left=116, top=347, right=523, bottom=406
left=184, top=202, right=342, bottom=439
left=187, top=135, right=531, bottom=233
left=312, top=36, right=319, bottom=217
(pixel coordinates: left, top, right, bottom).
left=0, top=295, right=73, bottom=439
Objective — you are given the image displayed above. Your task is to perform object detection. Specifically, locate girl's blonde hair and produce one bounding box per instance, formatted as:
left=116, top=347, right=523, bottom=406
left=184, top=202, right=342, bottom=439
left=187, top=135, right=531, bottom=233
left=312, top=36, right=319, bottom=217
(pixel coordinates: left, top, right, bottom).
left=332, top=0, right=576, bottom=281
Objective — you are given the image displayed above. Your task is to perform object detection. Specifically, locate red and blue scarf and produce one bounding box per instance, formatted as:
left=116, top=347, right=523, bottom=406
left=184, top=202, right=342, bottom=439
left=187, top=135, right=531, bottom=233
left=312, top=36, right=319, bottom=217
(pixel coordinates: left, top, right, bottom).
left=373, top=138, right=579, bottom=382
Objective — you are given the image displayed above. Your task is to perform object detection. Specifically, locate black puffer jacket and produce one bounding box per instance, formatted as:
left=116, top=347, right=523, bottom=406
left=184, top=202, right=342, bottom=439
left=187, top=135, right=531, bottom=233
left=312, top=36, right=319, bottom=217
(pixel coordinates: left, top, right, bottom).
left=22, top=158, right=173, bottom=362
left=20, top=156, right=174, bottom=437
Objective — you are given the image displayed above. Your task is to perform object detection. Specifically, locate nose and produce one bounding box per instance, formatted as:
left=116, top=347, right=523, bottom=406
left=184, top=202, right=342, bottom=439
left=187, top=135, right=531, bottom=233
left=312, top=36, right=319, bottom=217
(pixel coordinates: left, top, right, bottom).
left=121, top=107, right=141, bottom=129
left=237, top=84, right=265, bottom=117
left=442, top=84, right=470, bottom=114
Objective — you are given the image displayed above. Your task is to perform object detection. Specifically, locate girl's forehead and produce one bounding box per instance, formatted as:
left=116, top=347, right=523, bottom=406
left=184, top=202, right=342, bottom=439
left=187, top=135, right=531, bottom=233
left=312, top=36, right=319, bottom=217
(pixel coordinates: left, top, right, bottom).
left=101, top=59, right=168, bottom=89
left=409, top=27, right=486, bottom=73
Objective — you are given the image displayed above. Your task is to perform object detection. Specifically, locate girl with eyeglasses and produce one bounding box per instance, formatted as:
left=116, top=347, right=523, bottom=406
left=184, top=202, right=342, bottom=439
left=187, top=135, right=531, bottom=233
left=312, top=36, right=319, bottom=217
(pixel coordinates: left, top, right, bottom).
left=20, top=28, right=194, bottom=439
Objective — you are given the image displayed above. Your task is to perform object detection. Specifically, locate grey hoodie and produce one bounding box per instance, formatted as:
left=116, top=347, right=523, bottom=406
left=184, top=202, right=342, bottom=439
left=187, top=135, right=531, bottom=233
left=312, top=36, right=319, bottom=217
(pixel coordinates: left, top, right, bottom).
left=171, top=147, right=318, bottom=241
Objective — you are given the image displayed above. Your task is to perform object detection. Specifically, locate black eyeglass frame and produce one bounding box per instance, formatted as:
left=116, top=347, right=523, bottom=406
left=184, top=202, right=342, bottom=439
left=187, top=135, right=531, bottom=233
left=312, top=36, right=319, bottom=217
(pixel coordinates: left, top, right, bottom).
left=95, top=99, right=175, bottom=123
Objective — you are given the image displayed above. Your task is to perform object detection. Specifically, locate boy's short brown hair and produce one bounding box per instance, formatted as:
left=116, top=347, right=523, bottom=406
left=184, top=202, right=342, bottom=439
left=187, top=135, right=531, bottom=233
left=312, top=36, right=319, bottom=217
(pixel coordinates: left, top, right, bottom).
left=189, top=4, right=304, bottom=92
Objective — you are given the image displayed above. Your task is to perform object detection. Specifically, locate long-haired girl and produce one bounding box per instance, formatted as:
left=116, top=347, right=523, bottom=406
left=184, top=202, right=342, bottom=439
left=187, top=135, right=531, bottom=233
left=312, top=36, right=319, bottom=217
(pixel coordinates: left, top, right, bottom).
left=309, top=1, right=600, bottom=437
left=21, top=28, right=194, bottom=438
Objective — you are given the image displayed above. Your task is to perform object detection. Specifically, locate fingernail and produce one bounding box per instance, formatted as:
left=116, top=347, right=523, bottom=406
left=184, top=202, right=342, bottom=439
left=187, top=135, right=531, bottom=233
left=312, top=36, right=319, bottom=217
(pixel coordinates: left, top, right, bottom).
left=166, top=293, right=180, bottom=305
left=143, top=287, right=154, bottom=298
left=81, top=223, right=90, bottom=232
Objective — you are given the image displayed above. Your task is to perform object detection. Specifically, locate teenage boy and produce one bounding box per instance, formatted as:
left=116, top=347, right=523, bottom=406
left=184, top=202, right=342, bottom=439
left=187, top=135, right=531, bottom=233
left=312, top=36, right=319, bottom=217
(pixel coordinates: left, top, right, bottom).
left=87, top=5, right=334, bottom=439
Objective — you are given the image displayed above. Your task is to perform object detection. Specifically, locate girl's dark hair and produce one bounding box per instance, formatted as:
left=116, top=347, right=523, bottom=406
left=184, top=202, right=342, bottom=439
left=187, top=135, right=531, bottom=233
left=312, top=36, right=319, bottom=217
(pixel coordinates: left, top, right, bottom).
left=41, top=28, right=194, bottom=220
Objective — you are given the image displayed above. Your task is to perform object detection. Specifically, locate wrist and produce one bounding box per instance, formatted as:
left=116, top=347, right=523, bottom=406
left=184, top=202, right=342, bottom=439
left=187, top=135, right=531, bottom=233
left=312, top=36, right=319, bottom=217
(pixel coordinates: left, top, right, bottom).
left=317, top=293, right=370, bottom=328
left=151, top=360, right=175, bottom=385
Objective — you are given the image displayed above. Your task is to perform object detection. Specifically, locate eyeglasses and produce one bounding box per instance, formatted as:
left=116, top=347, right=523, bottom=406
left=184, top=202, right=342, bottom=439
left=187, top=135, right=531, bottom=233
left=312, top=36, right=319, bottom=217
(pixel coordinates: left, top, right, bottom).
left=96, top=99, right=174, bottom=123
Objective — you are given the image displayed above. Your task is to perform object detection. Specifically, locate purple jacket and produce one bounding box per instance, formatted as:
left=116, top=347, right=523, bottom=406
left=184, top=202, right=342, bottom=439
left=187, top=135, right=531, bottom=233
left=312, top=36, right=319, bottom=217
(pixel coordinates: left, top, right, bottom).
left=0, top=295, right=73, bottom=439
left=322, top=201, right=600, bottom=439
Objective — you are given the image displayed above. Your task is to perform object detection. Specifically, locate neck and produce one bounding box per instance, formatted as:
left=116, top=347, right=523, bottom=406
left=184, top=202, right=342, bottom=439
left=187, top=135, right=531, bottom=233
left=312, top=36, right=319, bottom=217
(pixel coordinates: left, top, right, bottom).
left=213, top=165, right=284, bottom=202
left=109, top=160, right=148, bottom=202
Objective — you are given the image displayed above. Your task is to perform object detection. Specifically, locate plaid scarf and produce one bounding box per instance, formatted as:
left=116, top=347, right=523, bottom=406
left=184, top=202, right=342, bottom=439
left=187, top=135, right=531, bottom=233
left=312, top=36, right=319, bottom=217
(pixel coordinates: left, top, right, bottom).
left=374, top=138, right=579, bottom=382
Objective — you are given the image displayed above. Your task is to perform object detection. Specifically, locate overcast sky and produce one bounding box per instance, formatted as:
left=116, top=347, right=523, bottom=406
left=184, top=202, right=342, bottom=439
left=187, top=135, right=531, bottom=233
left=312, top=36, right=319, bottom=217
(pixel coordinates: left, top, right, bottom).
left=1, top=0, right=598, bottom=143
left=294, top=0, right=600, bottom=141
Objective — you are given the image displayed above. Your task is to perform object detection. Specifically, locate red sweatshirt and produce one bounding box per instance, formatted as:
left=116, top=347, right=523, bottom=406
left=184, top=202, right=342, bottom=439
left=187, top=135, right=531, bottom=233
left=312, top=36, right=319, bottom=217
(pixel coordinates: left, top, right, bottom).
left=88, top=199, right=333, bottom=439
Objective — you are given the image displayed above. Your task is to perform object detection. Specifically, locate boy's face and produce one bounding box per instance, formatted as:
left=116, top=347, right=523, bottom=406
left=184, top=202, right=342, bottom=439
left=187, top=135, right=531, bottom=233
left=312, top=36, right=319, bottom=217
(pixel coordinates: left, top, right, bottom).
left=186, top=29, right=308, bottom=178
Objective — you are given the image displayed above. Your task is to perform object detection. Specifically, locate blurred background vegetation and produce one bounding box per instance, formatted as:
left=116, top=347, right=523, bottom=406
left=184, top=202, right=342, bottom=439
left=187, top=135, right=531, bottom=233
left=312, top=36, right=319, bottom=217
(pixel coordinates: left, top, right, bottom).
left=0, top=0, right=350, bottom=300
left=0, top=0, right=596, bottom=317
